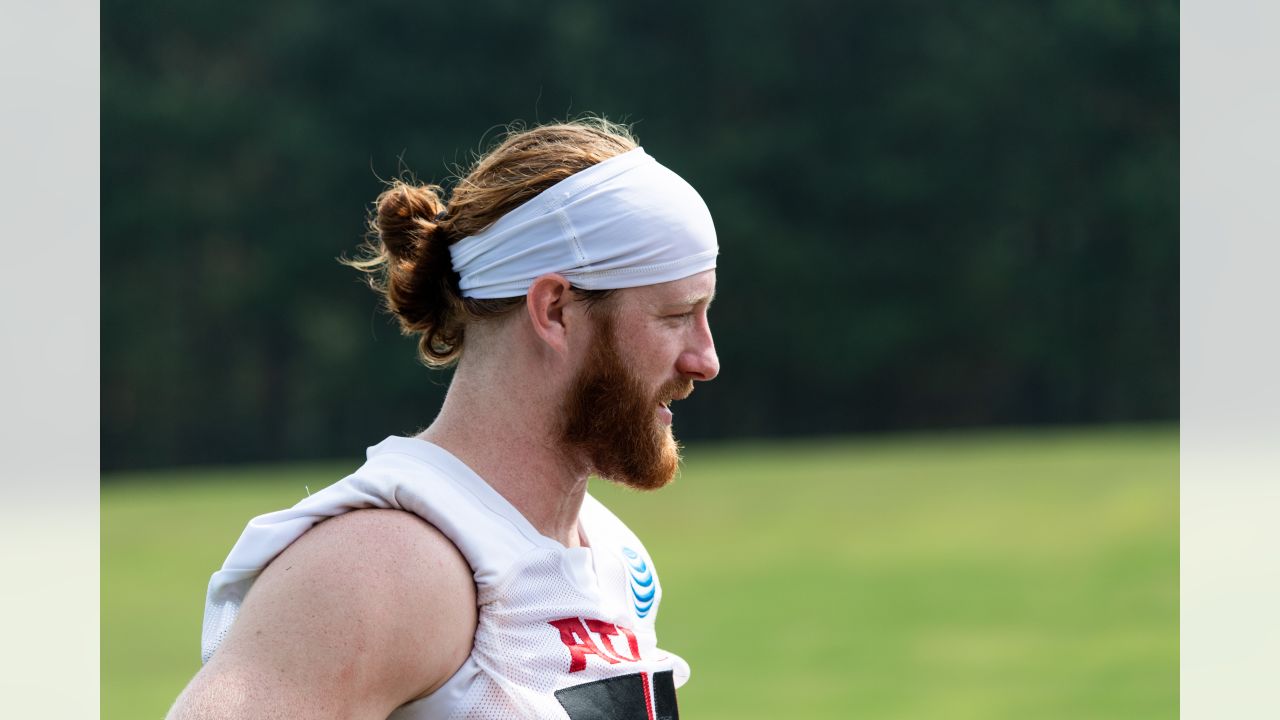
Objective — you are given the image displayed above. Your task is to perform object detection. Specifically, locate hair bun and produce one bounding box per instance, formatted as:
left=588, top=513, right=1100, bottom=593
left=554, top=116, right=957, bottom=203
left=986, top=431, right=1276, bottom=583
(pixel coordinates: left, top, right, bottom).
left=373, top=181, right=447, bottom=263
left=346, top=118, right=636, bottom=368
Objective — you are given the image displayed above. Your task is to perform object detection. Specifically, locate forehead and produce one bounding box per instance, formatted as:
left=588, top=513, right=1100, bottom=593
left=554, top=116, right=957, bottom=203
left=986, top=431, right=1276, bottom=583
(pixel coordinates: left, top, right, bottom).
left=620, top=269, right=717, bottom=307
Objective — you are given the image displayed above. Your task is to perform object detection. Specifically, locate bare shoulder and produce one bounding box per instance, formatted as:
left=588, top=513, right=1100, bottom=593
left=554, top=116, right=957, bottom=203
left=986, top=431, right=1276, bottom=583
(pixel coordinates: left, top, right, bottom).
left=279, top=508, right=475, bottom=602
left=167, top=509, right=476, bottom=720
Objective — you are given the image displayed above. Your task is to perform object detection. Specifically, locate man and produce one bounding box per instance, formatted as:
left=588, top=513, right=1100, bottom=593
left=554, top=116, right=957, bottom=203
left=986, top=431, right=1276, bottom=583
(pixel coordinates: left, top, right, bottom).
left=167, top=119, right=719, bottom=719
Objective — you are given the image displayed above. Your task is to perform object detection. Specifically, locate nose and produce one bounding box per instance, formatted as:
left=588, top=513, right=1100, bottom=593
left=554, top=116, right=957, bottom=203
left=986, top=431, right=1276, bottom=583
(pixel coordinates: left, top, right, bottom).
left=677, top=320, right=719, bottom=382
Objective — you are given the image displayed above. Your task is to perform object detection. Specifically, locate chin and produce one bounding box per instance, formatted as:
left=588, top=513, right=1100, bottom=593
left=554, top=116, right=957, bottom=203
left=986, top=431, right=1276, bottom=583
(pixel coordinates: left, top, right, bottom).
left=600, top=433, right=682, bottom=492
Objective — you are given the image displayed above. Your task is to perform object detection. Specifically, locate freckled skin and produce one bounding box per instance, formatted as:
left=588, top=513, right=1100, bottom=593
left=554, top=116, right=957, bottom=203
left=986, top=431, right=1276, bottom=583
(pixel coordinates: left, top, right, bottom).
left=167, top=510, right=477, bottom=720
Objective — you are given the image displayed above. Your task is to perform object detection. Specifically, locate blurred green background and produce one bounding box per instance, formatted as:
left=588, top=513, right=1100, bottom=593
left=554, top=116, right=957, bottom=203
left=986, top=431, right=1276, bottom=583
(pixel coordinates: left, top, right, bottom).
left=102, top=0, right=1178, bottom=717
left=103, top=0, right=1177, bottom=470
left=104, top=427, right=1177, bottom=718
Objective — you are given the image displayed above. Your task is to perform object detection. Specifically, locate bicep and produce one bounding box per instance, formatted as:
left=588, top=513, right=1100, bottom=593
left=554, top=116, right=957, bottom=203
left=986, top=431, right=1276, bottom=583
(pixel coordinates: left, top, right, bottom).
left=168, top=509, right=477, bottom=720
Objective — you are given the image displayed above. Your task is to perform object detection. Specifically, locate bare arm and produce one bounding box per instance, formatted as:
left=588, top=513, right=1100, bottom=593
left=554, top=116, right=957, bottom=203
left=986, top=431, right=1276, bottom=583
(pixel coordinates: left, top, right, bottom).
left=167, top=509, right=477, bottom=719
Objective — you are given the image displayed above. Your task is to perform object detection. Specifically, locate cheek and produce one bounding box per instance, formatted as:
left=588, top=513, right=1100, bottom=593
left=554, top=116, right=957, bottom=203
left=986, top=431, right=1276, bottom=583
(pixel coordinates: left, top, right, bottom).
left=616, top=317, right=686, bottom=378
left=644, top=347, right=687, bottom=384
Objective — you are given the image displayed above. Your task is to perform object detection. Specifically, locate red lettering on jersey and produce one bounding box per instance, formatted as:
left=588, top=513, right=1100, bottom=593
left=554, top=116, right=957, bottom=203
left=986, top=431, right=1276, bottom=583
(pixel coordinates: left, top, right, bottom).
left=549, top=618, right=620, bottom=672
left=616, top=623, right=642, bottom=662
left=586, top=619, right=642, bottom=663
left=550, top=617, right=645, bottom=672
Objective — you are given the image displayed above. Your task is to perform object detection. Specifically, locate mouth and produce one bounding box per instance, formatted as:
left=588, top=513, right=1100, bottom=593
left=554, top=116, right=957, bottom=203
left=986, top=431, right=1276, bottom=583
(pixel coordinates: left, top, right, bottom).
left=655, top=389, right=689, bottom=426
left=656, top=401, right=674, bottom=426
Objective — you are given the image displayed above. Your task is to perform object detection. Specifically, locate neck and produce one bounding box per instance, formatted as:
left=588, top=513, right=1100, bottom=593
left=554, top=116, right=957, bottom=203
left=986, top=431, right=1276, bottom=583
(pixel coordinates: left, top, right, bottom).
left=417, top=351, right=590, bottom=548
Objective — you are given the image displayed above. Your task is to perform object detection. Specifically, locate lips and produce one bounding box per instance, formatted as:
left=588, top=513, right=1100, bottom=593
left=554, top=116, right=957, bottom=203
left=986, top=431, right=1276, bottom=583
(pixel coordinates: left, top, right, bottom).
left=655, top=383, right=692, bottom=427
left=657, top=402, right=673, bottom=425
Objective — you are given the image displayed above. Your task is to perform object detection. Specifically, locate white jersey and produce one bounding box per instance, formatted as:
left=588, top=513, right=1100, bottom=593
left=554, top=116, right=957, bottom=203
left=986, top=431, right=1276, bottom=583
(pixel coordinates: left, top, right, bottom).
left=202, top=436, right=689, bottom=719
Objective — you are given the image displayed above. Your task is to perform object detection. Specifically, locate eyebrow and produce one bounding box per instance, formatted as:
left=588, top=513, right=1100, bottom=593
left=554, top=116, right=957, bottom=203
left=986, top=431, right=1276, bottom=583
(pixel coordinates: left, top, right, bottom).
left=660, top=291, right=716, bottom=310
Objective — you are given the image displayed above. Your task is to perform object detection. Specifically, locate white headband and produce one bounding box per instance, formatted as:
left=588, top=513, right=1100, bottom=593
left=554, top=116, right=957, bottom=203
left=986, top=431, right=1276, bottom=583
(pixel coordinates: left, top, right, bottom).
left=448, top=147, right=718, bottom=299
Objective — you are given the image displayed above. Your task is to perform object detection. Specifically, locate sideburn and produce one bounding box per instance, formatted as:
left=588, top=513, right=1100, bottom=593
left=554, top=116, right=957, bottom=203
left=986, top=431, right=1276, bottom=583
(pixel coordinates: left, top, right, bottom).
left=558, top=314, right=682, bottom=491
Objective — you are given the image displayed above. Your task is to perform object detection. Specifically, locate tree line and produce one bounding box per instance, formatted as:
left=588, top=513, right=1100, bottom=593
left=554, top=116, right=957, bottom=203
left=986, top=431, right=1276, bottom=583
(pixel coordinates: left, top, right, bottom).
left=103, top=0, right=1178, bottom=470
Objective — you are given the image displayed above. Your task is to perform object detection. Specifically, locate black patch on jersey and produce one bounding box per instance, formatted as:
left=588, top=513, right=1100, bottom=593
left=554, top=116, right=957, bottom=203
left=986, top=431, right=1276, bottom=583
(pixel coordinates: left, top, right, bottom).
left=555, top=672, right=650, bottom=720
left=653, top=670, right=679, bottom=720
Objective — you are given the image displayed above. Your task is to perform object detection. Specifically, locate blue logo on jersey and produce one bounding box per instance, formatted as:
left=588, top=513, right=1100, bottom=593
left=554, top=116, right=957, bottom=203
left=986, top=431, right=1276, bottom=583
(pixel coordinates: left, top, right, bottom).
left=622, top=546, right=655, bottom=617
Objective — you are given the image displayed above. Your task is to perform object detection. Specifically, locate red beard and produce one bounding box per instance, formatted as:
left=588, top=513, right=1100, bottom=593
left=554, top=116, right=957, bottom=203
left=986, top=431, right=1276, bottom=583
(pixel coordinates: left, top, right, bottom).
left=558, top=315, right=692, bottom=491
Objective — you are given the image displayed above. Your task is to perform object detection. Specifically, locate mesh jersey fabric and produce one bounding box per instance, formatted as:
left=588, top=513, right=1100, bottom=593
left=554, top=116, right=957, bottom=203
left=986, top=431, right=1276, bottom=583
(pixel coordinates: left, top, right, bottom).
left=201, top=436, right=690, bottom=719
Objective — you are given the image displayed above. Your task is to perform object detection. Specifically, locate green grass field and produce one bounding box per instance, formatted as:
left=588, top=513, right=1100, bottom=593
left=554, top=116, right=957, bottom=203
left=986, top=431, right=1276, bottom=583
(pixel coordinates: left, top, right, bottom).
left=103, top=425, right=1177, bottom=719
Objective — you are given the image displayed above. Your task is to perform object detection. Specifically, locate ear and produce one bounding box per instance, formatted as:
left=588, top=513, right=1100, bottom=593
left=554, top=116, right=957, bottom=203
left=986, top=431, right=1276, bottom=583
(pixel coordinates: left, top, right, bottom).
left=525, top=273, right=574, bottom=354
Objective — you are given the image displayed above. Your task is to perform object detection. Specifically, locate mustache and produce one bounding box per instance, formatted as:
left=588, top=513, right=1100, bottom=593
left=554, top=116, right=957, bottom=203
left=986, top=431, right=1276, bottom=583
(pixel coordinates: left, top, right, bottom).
left=658, top=379, right=695, bottom=404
